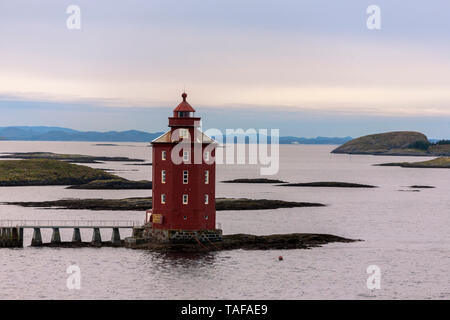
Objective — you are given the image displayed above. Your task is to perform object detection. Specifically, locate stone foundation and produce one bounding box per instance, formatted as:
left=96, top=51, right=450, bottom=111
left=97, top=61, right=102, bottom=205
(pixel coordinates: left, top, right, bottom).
left=151, top=228, right=222, bottom=243
left=126, top=225, right=222, bottom=245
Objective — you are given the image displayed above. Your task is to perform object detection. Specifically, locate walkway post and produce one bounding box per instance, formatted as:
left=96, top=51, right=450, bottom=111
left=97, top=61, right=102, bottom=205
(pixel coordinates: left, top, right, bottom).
left=31, top=228, right=43, bottom=246
left=92, top=228, right=102, bottom=245
left=51, top=228, right=61, bottom=244
left=0, top=228, right=5, bottom=247
left=72, top=228, right=82, bottom=243
left=111, top=228, right=121, bottom=245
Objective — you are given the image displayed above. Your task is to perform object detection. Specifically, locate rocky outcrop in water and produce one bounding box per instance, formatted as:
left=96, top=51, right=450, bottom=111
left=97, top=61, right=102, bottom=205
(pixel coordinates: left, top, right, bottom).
left=0, top=152, right=145, bottom=163
left=277, top=182, right=376, bottom=188
left=5, top=197, right=325, bottom=211
left=377, top=157, right=450, bottom=168
left=67, top=179, right=152, bottom=190
left=222, top=178, right=287, bottom=184
left=127, top=233, right=360, bottom=252
left=31, top=233, right=359, bottom=252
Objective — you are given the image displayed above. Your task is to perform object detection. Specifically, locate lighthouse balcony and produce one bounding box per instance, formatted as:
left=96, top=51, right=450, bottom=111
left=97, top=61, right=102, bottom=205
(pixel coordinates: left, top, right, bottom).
left=168, top=117, right=201, bottom=127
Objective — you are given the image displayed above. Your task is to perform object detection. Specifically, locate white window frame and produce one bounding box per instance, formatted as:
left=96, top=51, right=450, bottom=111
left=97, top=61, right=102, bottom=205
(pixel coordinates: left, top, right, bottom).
left=183, top=170, right=188, bottom=184
left=183, top=194, right=188, bottom=205
left=183, top=151, right=189, bottom=162
left=180, top=129, right=188, bottom=138
left=162, top=151, right=167, bottom=160
left=205, top=170, right=209, bottom=184
left=161, top=194, right=166, bottom=204
left=161, top=170, right=166, bottom=184
left=204, top=194, right=209, bottom=204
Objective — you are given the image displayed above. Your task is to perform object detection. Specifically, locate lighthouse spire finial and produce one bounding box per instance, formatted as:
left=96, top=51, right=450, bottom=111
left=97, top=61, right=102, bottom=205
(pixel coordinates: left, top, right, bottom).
left=182, top=91, right=187, bottom=102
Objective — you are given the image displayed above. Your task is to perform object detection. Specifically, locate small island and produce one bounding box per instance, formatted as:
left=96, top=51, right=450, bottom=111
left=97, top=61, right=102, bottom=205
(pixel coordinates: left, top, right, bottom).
left=332, top=131, right=450, bottom=156
left=377, top=157, right=450, bottom=169
left=0, top=159, right=118, bottom=186
left=222, top=178, right=287, bottom=184
left=0, top=152, right=145, bottom=163
left=0, top=159, right=152, bottom=189
left=67, top=179, right=153, bottom=190
left=277, top=182, right=377, bottom=188
left=4, top=197, right=325, bottom=211
left=409, top=185, right=435, bottom=189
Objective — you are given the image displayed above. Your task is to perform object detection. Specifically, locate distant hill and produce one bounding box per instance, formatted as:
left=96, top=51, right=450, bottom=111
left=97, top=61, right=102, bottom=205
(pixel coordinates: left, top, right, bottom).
left=0, top=126, right=163, bottom=142
left=332, top=131, right=450, bottom=156
left=0, top=126, right=352, bottom=144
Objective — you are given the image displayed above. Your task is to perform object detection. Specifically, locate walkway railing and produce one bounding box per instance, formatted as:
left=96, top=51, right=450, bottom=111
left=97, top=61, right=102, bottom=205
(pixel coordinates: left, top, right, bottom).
left=0, top=220, right=142, bottom=228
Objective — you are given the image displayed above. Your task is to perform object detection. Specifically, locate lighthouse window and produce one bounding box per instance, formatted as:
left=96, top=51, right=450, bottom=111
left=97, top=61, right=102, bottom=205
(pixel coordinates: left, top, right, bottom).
left=161, top=194, right=166, bottom=204
left=205, top=170, right=209, bottom=184
left=162, top=151, right=167, bottom=160
left=183, top=151, right=189, bottom=161
left=204, top=151, right=210, bottom=161
left=180, top=129, right=188, bottom=138
left=204, top=216, right=209, bottom=220
left=183, top=170, right=189, bottom=184
left=204, top=194, right=209, bottom=204
left=161, top=170, right=166, bottom=183
left=183, top=194, right=188, bottom=204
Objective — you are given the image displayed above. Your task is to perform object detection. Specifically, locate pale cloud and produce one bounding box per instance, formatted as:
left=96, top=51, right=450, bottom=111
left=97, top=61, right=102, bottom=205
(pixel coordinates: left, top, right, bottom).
left=1, top=0, right=449, bottom=118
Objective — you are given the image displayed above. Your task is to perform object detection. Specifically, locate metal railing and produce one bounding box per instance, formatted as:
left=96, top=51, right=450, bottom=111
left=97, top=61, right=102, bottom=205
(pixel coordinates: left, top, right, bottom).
left=0, top=220, right=142, bottom=228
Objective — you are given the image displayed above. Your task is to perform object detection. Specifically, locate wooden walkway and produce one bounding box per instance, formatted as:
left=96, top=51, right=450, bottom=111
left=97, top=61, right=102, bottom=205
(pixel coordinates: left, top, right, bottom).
left=0, top=220, right=142, bottom=248
left=0, top=219, right=140, bottom=228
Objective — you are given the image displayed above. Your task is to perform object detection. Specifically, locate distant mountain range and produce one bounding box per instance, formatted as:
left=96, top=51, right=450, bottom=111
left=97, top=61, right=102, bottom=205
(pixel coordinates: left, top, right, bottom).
left=0, top=126, right=164, bottom=142
left=0, top=126, right=352, bottom=145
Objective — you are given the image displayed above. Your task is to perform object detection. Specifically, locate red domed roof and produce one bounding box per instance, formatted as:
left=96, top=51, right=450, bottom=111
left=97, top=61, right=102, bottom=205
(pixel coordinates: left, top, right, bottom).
left=174, top=92, right=196, bottom=112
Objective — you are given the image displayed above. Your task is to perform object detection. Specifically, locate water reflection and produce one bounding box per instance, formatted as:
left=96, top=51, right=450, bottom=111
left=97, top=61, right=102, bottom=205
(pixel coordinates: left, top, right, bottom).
left=139, top=250, right=219, bottom=274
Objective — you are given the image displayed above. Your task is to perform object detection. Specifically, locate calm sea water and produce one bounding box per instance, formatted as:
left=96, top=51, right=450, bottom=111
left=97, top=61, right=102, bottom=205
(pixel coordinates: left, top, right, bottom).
left=0, top=141, right=449, bottom=299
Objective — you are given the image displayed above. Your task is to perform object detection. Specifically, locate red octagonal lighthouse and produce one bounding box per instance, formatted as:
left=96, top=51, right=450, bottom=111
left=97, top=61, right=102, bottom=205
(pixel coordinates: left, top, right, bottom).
left=147, top=92, right=222, bottom=243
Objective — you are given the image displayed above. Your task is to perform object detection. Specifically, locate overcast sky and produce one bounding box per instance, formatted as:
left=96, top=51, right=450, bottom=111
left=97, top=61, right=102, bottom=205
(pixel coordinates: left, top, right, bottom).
left=1, top=1, right=449, bottom=138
